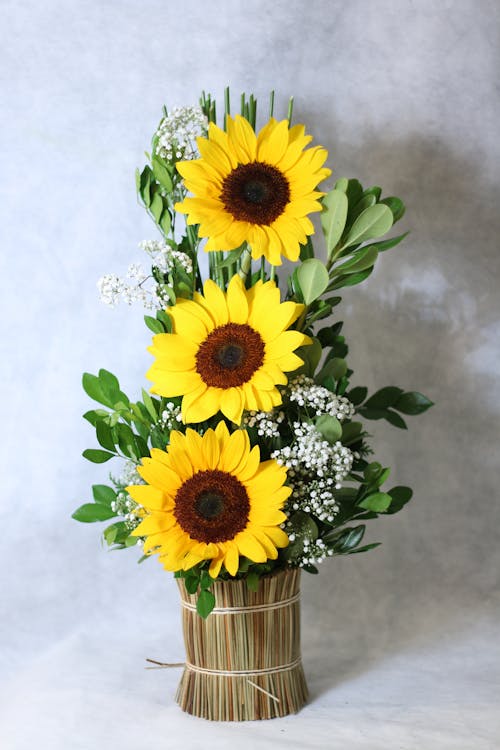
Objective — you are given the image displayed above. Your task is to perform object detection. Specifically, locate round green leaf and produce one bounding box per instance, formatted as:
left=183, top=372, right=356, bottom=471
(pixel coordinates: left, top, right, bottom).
left=296, top=259, right=329, bottom=305
left=340, top=204, right=393, bottom=250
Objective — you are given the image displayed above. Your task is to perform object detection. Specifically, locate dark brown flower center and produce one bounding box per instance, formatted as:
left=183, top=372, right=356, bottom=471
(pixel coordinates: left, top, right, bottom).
left=220, top=162, right=290, bottom=225
left=174, top=469, right=250, bottom=543
left=195, top=323, right=265, bottom=388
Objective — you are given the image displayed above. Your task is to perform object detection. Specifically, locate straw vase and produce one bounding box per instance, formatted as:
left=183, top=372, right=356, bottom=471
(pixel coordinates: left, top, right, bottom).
left=175, top=567, right=308, bottom=721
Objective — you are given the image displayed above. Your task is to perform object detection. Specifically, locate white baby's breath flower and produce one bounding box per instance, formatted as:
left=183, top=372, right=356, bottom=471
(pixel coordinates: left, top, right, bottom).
left=155, top=106, right=208, bottom=163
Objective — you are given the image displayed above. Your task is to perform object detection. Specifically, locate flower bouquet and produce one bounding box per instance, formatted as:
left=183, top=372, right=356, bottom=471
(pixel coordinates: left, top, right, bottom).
left=73, top=89, right=432, bottom=721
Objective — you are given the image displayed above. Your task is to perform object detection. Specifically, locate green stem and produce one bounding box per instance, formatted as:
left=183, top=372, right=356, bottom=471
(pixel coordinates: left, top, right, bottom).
left=260, top=257, right=265, bottom=281
left=270, top=265, right=276, bottom=282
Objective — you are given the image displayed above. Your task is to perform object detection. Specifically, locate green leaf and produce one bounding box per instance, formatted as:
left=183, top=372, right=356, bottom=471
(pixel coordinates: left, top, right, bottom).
left=345, top=179, right=364, bottom=206
left=197, top=589, right=216, bottom=619
left=185, top=575, right=199, bottom=595
left=82, top=373, right=112, bottom=408
left=96, top=421, right=115, bottom=451
left=216, top=245, right=245, bottom=268
left=315, top=414, right=342, bottom=443
left=364, top=386, right=404, bottom=410
left=347, top=387, right=367, bottom=406
left=144, top=315, right=165, bottom=334
left=384, top=410, right=408, bottom=429
left=347, top=194, right=377, bottom=226
left=335, top=245, right=379, bottom=275
left=296, top=259, right=329, bottom=304
left=348, top=543, right=381, bottom=554
left=83, top=409, right=109, bottom=426
left=318, top=357, right=347, bottom=383
left=341, top=421, right=363, bottom=445
left=334, top=177, right=349, bottom=192
left=364, top=462, right=382, bottom=482
left=325, top=525, right=365, bottom=552
left=299, top=237, right=314, bottom=261
left=380, top=196, right=405, bottom=222
left=386, top=486, right=413, bottom=514
left=72, top=503, right=117, bottom=522
left=103, top=523, right=118, bottom=544
left=135, top=168, right=141, bottom=194
left=394, top=391, right=434, bottom=415
left=246, top=572, right=260, bottom=592
left=363, top=186, right=382, bottom=200
left=152, top=156, right=173, bottom=191
left=82, top=449, right=114, bottom=463
left=358, top=492, right=392, bottom=512
left=141, top=388, right=159, bottom=421
left=358, top=407, right=386, bottom=420
left=295, top=337, right=322, bottom=377
left=321, top=189, right=348, bottom=254
left=328, top=267, right=374, bottom=290
left=160, top=210, right=171, bottom=235
left=375, top=231, right=409, bottom=252
left=92, top=485, right=117, bottom=506
left=156, top=310, right=172, bottom=331
left=139, top=166, right=152, bottom=207
left=98, top=369, right=129, bottom=408
left=150, top=191, right=163, bottom=223
left=340, top=204, right=393, bottom=250
left=114, top=424, right=139, bottom=460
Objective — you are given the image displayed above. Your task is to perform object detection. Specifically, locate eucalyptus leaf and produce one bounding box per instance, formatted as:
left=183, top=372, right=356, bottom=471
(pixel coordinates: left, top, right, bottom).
left=296, top=259, right=329, bottom=304
left=375, top=231, right=409, bottom=252
left=315, top=414, right=342, bottom=443
left=328, top=267, right=374, bottom=290
left=358, top=492, right=392, bottom=512
left=334, top=245, right=379, bottom=275
left=340, top=204, right=393, bottom=250
left=380, top=196, right=405, bottom=222
left=321, top=189, right=348, bottom=254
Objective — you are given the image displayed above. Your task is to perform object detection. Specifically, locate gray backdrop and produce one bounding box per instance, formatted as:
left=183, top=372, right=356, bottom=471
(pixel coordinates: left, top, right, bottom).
left=1, top=1, right=499, bottom=748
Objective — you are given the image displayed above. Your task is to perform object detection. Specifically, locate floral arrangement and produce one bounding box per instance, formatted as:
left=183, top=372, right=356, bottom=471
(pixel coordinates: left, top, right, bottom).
left=73, top=89, right=432, bottom=618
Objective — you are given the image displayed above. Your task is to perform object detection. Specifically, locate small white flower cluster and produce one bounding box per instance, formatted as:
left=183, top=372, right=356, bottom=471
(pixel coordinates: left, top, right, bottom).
left=110, top=461, right=144, bottom=529
left=242, top=409, right=285, bottom=438
left=287, top=476, right=339, bottom=522
left=139, top=239, right=192, bottom=275
left=271, top=422, right=354, bottom=485
left=286, top=535, right=334, bottom=568
left=159, top=402, right=183, bottom=430
left=97, top=240, right=192, bottom=311
left=286, top=375, right=355, bottom=421
left=155, top=106, right=208, bottom=162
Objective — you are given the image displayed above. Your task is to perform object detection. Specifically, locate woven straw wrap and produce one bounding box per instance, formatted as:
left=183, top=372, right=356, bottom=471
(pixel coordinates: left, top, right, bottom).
left=176, top=567, right=308, bottom=721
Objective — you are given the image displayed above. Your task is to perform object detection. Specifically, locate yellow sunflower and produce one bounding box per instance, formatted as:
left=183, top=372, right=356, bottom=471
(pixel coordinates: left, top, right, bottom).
left=146, top=274, right=311, bottom=425
left=128, top=422, right=290, bottom=578
left=175, top=114, right=331, bottom=265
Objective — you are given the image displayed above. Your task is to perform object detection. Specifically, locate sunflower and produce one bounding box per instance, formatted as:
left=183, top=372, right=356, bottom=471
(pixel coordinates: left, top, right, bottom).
left=175, top=114, right=331, bottom=265
left=146, top=274, right=310, bottom=425
left=128, top=422, right=290, bottom=578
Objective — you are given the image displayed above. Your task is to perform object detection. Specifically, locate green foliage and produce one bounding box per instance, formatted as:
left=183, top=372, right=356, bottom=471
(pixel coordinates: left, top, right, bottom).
left=72, top=503, right=117, bottom=523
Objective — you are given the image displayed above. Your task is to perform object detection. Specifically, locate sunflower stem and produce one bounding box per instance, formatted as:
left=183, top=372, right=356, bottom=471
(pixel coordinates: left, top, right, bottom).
left=238, top=246, right=252, bottom=283
left=260, top=257, right=265, bottom=281
left=215, top=251, right=225, bottom=288
left=287, top=96, right=294, bottom=126
left=269, top=90, right=275, bottom=118
left=270, top=265, right=276, bottom=282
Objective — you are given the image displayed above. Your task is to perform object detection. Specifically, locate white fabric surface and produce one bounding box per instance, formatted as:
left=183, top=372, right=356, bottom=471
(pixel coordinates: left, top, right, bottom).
left=1, top=1, right=499, bottom=747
